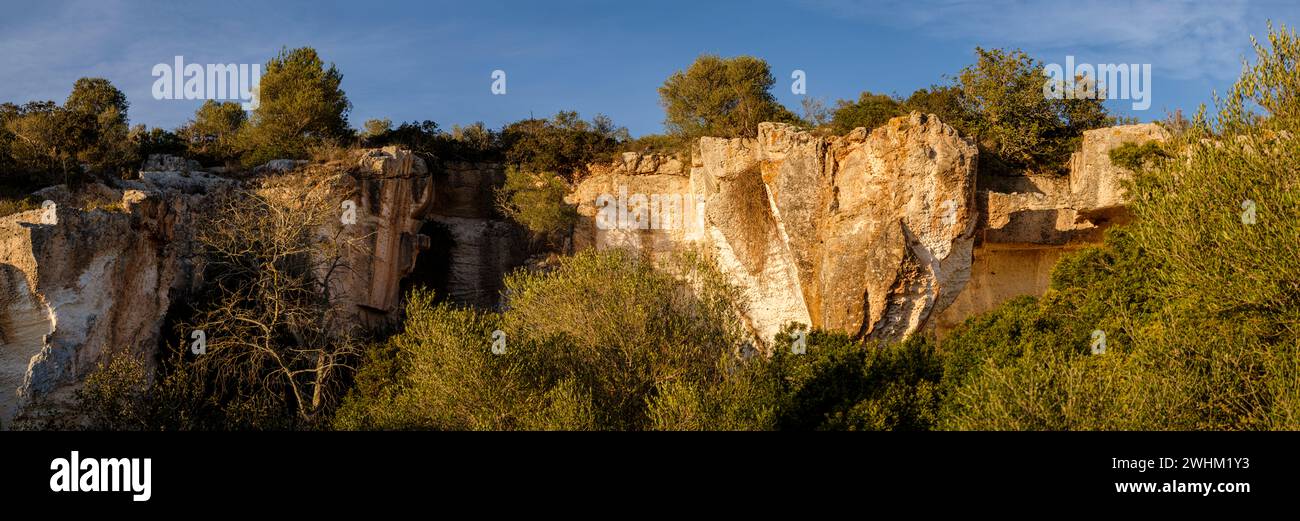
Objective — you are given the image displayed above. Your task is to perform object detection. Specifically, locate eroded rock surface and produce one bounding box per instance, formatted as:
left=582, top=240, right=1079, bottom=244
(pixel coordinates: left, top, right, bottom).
left=573, top=113, right=979, bottom=342
left=0, top=172, right=229, bottom=423
left=573, top=118, right=1167, bottom=343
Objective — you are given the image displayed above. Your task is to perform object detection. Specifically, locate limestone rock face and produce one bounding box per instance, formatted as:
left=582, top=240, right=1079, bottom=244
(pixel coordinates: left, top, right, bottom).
left=346, top=148, right=436, bottom=325
left=256, top=147, right=438, bottom=330
left=934, top=123, right=1169, bottom=333
left=425, top=162, right=531, bottom=308
left=573, top=113, right=979, bottom=342
left=1069, top=124, right=1171, bottom=219
left=0, top=178, right=227, bottom=424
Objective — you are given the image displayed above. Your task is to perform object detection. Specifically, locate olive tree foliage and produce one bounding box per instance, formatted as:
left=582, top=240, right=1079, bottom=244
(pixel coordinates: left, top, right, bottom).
left=1, top=101, right=94, bottom=187
left=830, top=91, right=903, bottom=134
left=500, top=111, right=628, bottom=180
left=658, top=54, right=798, bottom=139
left=494, top=166, right=576, bottom=248
left=954, top=48, right=1113, bottom=174
left=0, top=77, right=140, bottom=188
left=178, top=100, right=247, bottom=165
left=64, top=77, right=135, bottom=176
left=939, top=24, right=1300, bottom=430
left=360, top=118, right=393, bottom=139
left=335, top=249, right=751, bottom=430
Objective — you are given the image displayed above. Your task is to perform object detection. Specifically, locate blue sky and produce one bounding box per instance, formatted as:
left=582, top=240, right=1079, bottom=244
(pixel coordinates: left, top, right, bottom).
left=1, top=0, right=1296, bottom=136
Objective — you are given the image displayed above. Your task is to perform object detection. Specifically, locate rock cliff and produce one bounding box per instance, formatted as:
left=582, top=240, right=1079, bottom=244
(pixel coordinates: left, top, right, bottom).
left=0, top=171, right=228, bottom=422
left=0, top=118, right=1167, bottom=424
left=571, top=116, right=1168, bottom=342
left=573, top=114, right=979, bottom=342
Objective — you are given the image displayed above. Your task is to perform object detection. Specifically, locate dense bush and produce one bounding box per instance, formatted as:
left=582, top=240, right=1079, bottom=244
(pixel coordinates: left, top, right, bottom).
left=501, top=111, right=628, bottom=180
left=178, top=100, right=247, bottom=165
left=1, top=100, right=96, bottom=188
left=829, top=91, right=904, bottom=134
left=652, top=326, right=944, bottom=431
left=0, top=78, right=135, bottom=197
left=659, top=54, right=799, bottom=139
left=494, top=166, right=576, bottom=246
left=130, top=125, right=186, bottom=160
left=335, top=250, right=748, bottom=430
left=954, top=47, right=1115, bottom=175
left=64, top=78, right=136, bottom=177
left=619, top=132, right=688, bottom=157
left=823, top=49, right=1114, bottom=177
left=363, top=119, right=502, bottom=164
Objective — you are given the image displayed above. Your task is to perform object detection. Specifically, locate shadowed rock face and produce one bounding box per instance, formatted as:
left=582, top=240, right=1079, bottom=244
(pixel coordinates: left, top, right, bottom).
left=424, top=162, right=531, bottom=308
left=573, top=113, right=979, bottom=343
left=0, top=174, right=225, bottom=423
left=0, top=149, right=449, bottom=423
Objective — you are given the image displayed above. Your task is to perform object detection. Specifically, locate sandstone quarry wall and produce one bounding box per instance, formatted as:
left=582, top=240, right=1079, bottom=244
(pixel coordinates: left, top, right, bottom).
left=0, top=120, right=1167, bottom=424
left=573, top=114, right=980, bottom=342
left=571, top=116, right=1169, bottom=343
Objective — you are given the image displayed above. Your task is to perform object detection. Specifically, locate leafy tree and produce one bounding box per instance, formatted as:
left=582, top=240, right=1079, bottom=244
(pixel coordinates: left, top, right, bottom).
left=955, top=47, right=1113, bottom=174
left=830, top=91, right=903, bottom=134
left=651, top=326, right=943, bottom=431
left=65, top=78, right=135, bottom=176
left=939, top=25, right=1300, bottom=430
left=64, top=77, right=128, bottom=117
left=900, top=86, right=970, bottom=133
left=360, top=118, right=392, bottom=138
left=178, top=100, right=247, bottom=165
left=363, top=120, right=501, bottom=163
left=0, top=103, right=19, bottom=181
left=3, top=101, right=95, bottom=187
left=658, top=54, right=798, bottom=139
left=239, top=47, right=352, bottom=166
left=501, top=111, right=627, bottom=179
left=620, top=133, right=686, bottom=156
left=129, top=125, right=186, bottom=159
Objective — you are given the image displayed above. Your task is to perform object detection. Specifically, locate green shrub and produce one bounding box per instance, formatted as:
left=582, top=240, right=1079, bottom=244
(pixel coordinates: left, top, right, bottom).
left=178, top=101, right=247, bottom=165
left=651, top=325, right=945, bottom=431
left=830, top=91, right=904, bottom=134
left=1108, top=141, right=1170, bottom=171
left=956, top=47, right=1114, bottom=175
left=619, top=133, right=688, bottom=158
left=938, top=24, right=1300, bottom=430
left=495, top=166, right=577, bottom=245
left=130, top=125, right=186, bottom=160
left=336, top=249, right=748, bottom=430
left=658, top=54, right=799, bottom=139
left=501, top=111, right=627, bottom=180
left=900, top=86, right=969, bottom=133
left=363, top=120, right=501, bottom=164
left=65, top=78, right=136, bottom=177
left=2, top=100, right=95, bottom=187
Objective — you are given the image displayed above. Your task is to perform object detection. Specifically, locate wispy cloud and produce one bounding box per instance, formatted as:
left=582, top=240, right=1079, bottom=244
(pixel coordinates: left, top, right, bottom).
left=802, top=0, right=1269, bottom=80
